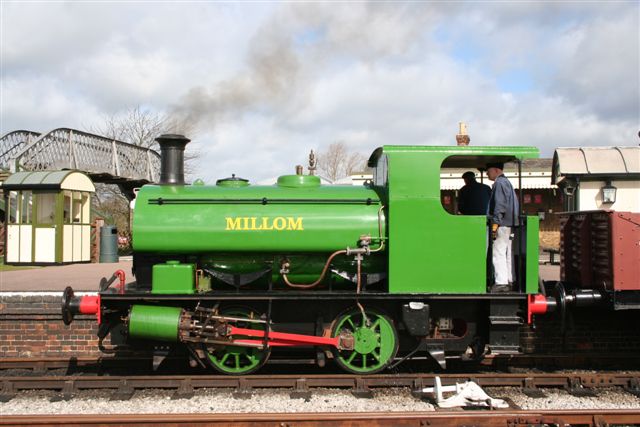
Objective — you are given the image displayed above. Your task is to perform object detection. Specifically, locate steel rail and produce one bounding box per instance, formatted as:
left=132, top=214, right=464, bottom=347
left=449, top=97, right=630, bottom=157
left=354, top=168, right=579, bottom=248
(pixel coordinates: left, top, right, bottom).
left=1, top=410, right=640, bottom=426
left=1, top=372, right=639, bottom=395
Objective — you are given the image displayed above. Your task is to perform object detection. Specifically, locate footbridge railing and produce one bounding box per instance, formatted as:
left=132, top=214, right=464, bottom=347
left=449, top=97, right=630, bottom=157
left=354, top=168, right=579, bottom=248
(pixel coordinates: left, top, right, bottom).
left=0, top=130, right=42, bottom=169
left=1, top=128, right=160, bottom=183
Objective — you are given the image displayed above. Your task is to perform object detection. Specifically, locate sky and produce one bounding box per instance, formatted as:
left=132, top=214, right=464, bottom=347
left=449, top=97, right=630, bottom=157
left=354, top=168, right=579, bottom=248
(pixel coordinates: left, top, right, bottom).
left=1, top=1, right=638, bottom=183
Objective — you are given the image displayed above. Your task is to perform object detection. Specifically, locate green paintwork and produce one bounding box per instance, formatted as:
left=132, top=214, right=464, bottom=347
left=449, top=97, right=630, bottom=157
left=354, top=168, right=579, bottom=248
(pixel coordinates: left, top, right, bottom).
left=370, top=145, right=539, bottom=294
left=203, top=308, right=270, bottom=374
left=332, top=310, right=398, bottom=374
left=216, top=177, right=250, bottom=187
left=277, top=174, right=321, bottom=188
left=128, top=305, right=182, bottom=342
left=134, top=145, right=540, bottom=296
left=197, top=252, right=385, bottom=288
left=132, top=183, right=384, bottom=253
left=55, top=192, right=64, bottom=263
left=525, top=216, right=540, bottom=293
left=152, top=261, right=195, bottom=294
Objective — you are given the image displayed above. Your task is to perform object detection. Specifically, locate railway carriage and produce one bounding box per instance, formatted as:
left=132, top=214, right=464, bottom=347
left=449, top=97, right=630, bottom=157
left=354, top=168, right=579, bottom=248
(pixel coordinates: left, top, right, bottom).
left=62, top=134, right=637, bottom=374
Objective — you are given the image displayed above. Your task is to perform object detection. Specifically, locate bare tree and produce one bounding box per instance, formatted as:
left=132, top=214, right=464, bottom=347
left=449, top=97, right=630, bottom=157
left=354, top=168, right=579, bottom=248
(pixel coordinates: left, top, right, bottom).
left=87, top=106, right=197, bottom=244
left=316, top=142, right=367, bottom=181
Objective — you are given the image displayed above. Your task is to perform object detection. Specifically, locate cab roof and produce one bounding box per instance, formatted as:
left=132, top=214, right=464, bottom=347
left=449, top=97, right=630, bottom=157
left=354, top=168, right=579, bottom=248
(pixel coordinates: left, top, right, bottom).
left=368, top=145, right=539, bottom=169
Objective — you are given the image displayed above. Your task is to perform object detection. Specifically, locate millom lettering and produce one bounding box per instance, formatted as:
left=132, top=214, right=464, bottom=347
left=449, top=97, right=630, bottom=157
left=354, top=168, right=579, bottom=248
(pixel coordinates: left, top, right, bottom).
left=225, top=217, right=241, bottom=230
left=287, top=217, right=304, bottom=230
left=226, top=216, right=303, bottom=231
left=273, top=217, right=286, bottom=230
left=261, top=217, right=273, bottom=230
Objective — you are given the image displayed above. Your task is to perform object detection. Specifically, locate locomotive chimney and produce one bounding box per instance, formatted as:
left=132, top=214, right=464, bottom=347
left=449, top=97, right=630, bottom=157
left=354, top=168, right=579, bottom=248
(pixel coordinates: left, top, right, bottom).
left=156, top=134, right=190, bottom=185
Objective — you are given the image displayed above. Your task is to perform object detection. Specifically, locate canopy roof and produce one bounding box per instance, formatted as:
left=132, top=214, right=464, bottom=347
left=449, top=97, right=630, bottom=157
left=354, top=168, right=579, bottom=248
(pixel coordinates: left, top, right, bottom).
left=552, top=146, right=640, bottom=184
left=1, top=170, right=95, bottom=192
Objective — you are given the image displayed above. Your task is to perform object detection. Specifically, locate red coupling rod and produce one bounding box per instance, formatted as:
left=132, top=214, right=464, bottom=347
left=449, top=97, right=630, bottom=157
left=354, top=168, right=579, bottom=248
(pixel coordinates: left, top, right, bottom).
left=229, top=326, right=342, bottom=348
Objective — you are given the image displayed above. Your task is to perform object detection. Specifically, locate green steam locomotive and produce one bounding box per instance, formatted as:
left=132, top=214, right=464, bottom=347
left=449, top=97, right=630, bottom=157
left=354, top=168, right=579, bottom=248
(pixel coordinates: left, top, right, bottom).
left=63, top=134, right=560, bottom=374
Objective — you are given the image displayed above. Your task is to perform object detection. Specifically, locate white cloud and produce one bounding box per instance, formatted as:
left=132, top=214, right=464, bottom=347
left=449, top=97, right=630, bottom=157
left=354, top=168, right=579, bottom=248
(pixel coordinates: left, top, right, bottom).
left=0, top=76, right=102, bottom=132
left=548, top=14, right=639, bottom=120
left=1, top=1, right=637, bottom=182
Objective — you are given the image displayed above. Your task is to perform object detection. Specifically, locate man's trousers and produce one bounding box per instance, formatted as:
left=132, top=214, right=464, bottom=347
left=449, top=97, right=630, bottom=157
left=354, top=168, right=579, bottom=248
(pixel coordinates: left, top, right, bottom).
left=492, top=226, right=513, bottom=285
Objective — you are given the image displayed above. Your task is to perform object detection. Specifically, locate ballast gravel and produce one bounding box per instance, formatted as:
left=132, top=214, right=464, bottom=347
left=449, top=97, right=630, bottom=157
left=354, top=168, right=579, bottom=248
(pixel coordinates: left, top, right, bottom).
left=1, top=387, right=639, bottom=415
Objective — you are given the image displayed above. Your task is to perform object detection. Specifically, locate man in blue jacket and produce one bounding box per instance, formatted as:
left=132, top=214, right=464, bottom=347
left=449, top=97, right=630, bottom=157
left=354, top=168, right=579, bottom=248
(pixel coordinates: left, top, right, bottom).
left=458, top=171, right=491, bottom=215
left=486, top=162, right=519, bottom=292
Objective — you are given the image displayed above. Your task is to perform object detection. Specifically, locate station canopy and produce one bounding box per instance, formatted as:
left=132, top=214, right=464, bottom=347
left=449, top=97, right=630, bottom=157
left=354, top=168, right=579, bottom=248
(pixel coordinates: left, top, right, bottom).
left=552, top=146, right=640, bottom=184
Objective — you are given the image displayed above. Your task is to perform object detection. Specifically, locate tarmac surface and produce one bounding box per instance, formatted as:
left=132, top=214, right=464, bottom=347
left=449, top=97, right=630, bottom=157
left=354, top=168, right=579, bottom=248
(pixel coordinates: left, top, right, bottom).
left=0, top=259, right=133, bottom=292
left=0, top=258, right=561, bottom=292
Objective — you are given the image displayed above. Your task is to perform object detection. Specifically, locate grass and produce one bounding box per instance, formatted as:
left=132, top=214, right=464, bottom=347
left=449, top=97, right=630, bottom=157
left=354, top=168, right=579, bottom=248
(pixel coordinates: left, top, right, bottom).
left=0, top=257, right=41, bottom=271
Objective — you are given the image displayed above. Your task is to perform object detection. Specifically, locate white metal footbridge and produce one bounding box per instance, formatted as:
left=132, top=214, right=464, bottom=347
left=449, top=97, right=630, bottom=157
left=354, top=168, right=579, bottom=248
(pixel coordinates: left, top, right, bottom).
left=0, top=128, right=160, bottom=199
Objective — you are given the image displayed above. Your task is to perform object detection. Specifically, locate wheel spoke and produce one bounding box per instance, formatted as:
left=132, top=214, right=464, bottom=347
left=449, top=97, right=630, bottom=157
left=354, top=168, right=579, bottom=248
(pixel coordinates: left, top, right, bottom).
left=346, top=317, right=356, bottom=329
left=371, top=318, right=381, bottom=330
left=333, top=309, right=398, bottom=374
left=204, top=308, right=270, bottom=374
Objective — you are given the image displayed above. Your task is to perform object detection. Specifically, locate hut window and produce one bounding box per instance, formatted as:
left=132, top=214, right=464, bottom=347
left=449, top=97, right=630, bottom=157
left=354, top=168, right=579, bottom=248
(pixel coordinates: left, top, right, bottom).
left=81, top=194, right=90, bottom=223
left=20, top=191, right=32, bottom=224
left=36, top=193, right=56, bottom=224
left=7, top=191, right=19, bottom=224
left=63, top=191, right=72, bottom=224
left=72, top=192, right=83, bottom=223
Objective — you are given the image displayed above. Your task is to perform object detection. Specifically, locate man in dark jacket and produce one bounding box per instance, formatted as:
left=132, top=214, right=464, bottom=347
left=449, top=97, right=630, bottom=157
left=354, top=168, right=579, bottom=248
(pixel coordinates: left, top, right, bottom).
left=458, top=171, right=491, bottom=215
left=486, top=162, right=519, bottom=292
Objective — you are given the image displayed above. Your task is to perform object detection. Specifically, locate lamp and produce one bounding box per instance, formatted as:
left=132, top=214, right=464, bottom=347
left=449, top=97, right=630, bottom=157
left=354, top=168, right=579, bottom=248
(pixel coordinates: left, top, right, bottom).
left=563, top=182, right=575, bottom=196
left=602, top=180, right=617, bottom=204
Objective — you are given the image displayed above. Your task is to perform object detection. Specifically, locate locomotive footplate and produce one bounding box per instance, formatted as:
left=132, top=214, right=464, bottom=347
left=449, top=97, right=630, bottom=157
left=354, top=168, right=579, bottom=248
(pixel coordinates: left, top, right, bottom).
left=98, top=291, right=529, bottom=301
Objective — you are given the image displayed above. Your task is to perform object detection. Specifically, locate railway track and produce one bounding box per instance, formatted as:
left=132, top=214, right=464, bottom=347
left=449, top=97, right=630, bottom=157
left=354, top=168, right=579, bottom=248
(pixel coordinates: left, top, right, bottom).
left=2, top=410, right=640, bottom=426
left=2, top=363, right=639, bottom=426
left=1, top=372, right=639, bottom=401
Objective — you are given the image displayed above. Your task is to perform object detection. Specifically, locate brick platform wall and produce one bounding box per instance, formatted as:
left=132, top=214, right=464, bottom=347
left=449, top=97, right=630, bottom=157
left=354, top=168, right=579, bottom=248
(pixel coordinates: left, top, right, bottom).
left=0, top=294, right=105, bottom=357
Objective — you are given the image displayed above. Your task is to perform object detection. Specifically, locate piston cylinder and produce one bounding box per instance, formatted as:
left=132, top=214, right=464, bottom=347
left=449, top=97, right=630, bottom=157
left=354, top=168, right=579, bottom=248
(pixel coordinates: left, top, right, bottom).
left=128, top=305, right=183, bottom=342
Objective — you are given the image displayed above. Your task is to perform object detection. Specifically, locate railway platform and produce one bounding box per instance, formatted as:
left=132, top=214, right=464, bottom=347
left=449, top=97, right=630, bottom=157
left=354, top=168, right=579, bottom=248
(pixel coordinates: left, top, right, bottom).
left=0, top=258, right=132, bottom=292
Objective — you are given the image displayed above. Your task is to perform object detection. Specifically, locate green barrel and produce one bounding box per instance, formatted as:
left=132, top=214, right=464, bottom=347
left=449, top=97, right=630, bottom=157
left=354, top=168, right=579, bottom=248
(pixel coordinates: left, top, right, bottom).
left=128, top=305, right=182, bottom=342
left=132, top=176, right=385, bottom=253
left=99, top=225, right=119, bottom=263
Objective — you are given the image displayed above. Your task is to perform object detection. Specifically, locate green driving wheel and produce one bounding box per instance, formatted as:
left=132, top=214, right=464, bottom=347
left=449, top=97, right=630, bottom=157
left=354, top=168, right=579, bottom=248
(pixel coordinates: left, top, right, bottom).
left=202, top=308, right=271, bottom=375
left=331, top=308, right=398, bottom=374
